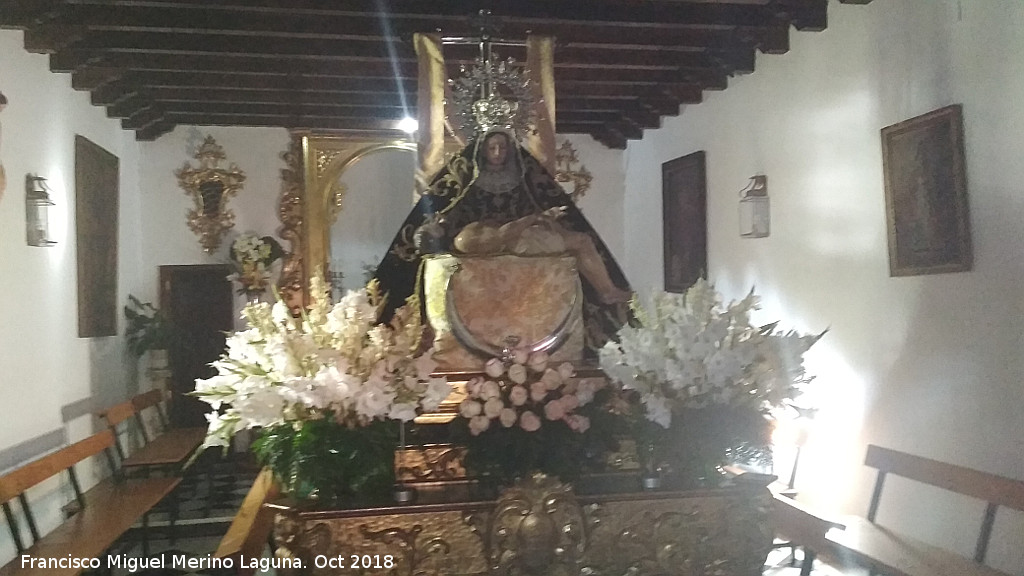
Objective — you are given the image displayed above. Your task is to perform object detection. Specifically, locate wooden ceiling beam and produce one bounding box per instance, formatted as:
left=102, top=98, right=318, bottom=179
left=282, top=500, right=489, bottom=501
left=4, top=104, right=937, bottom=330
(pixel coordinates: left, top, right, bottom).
left=51, top=0, right=781, bottom=29
left=0, top=0, right=61, bottom=29
left=136, top=121, right=176, bottom=141
left=121, top=105, right=165, bottom=131
left=160, top=112, right=413, bottom=133
left=769, top=0, right=828, bottom=32
left=65, top=59, right=728, bottom=93
left=49, top=41, right=736, bottom=78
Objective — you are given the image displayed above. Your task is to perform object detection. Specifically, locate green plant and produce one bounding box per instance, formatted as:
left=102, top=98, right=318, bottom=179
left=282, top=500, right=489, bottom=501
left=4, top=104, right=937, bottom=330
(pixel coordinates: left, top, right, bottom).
left=252, top=417, right=398, bottom=503
left=123, top=295, right=176, bottom=357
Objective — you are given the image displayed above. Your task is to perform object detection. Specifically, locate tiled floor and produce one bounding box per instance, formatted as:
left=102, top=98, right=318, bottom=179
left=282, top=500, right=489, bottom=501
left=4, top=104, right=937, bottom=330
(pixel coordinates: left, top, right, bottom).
left=108, top=453, right=260, bottom=576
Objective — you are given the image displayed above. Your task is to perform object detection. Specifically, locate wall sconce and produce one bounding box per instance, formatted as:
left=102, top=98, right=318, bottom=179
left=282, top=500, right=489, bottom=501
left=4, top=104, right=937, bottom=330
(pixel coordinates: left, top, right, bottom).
left=739, top=175, right=769, bottom=238
left=25, top=174, right=57, bottom=247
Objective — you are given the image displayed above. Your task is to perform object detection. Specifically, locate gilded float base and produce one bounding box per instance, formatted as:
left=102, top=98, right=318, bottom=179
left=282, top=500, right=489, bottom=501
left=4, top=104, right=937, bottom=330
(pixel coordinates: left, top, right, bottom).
left=273, top=474, right=772, bottom=576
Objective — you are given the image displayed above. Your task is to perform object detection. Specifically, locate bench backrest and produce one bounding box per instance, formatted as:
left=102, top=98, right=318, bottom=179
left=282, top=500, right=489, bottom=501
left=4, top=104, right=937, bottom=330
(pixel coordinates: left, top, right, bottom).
left=0, top=430, right=119, bottom=552
left=98, top=399, right=137, bottom=429
left=864, top=444, right=1024, bottom=564
left=132, top=389, right=171, bottom=434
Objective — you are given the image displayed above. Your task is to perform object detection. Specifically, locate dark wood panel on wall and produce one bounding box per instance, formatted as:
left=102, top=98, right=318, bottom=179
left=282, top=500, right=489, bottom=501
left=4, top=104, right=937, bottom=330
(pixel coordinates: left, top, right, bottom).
left=159, top=264, right=233, bottom=428
left=662, top=150, right=707, bottom=293
left=75, top=135, right=119, bottom=337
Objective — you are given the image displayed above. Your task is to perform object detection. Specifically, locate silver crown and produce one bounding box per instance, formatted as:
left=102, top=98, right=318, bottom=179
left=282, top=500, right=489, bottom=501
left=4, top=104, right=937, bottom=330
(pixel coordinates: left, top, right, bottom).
left=447, top=53, right=536, bottom=139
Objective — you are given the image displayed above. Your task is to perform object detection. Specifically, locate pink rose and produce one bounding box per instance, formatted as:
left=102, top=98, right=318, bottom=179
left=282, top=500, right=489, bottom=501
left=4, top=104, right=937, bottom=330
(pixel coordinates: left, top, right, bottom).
left=519, top=410, right=541, bottom=432
left=459, top=399, right=482, bottom=418
left=469, top=415, right=491, bottom=435
left=544, top=399, right=566, bottom=421
left=466, top=376, right=483, bottom=397
left=508, top=363, right=527, bottom=384
left=484, top=358, right=505, bottom=378
left=528, top=351, right=549, bottom=372
left=512, top=349, right=529, bottom=365
left=541, top=368, right=562, bottom=391
left=557, top=362, right=575, bottom=380
left=567, top=414, right=590, bottom=433
left=530, top=381, right=547, bottom=402
left=483, top=397, right=504, bottom=418
left=480, top=380, right=501, bottom=400
left=561, top=393, right=580, bottom=411
left=509, top=386, right=528, bottom=406
left=499, top=408, right=517, bottom=428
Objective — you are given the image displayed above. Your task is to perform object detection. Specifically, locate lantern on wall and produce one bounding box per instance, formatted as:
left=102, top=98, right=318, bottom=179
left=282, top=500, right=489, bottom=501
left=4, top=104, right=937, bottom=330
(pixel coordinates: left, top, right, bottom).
left=739, top=175, right=769, bottom=238
left=25, top=174, right=57, bottom=247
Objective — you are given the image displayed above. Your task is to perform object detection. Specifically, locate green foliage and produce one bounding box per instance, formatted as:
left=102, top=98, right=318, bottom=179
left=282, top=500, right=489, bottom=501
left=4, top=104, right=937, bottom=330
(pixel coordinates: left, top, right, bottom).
left=123, top=295, right=177, bottom=358
left=641, top=402, right=773, bottom=487
left=251, top=417, right=398, bottom=504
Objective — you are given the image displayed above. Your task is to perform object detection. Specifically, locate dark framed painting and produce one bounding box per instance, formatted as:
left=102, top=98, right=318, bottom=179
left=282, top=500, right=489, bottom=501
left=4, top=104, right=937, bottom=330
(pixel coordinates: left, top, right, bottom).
left=75, top=135, right=119, bottom=337
left=882, top=104, right=972, bottom=277
left=662, top=151, right=707, bottom=293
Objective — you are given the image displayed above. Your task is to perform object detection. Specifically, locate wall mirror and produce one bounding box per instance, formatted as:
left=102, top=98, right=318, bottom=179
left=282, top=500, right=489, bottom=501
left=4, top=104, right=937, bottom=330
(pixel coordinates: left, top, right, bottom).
left=297, top=135, right=418, bottom=300
left=328, top=145, right=416, bottom=293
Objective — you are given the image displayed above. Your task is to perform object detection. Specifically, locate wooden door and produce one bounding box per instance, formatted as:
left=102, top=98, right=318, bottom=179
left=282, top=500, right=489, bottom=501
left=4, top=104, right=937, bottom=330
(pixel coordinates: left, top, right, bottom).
left=159, top=264, right=233, bottom=428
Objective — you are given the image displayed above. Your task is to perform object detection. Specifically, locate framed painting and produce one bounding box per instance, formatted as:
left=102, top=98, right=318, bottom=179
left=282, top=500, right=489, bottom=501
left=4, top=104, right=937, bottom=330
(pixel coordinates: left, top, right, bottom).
left=662, top=151, right=707, bottom=293
left=75, top=135, right=119, bottom=337
left=882, top=104, right=972, bottom=277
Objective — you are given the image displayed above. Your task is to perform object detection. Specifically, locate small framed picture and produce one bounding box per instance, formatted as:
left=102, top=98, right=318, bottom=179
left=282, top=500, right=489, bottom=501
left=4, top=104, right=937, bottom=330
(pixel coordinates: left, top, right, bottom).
left=662, top=151, right=707, bottom=292
left=881, top=104, right=972, bottom=277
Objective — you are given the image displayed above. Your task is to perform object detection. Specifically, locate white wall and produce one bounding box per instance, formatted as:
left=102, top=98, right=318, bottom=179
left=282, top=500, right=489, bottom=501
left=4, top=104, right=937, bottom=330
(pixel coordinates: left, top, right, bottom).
left=0, top=28, right=145, bottom=561
left=624, top=1, right=1024, bottom=571
left=562, top=133, right=627, bottom=264
left=135, top=125, right=292, bottom=317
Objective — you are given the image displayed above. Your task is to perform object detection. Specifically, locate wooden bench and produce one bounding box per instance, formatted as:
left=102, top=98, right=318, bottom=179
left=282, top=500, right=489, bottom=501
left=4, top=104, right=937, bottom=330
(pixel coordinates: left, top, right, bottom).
left=0, top=430, right=181, bottom=576
left=99, top=389, right=206, bottom=474
left=724, top=465, right=846, bottom=576
left=769, top=486, right=846, bottom=575
left=214, top=468, right=280, bottom=576
left=825, top=444, right=1024, bottom=576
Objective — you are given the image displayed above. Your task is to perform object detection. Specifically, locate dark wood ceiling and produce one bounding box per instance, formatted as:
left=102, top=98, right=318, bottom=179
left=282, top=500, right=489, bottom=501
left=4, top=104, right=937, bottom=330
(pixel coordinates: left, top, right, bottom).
left=0, top=0, right=871, bottom=148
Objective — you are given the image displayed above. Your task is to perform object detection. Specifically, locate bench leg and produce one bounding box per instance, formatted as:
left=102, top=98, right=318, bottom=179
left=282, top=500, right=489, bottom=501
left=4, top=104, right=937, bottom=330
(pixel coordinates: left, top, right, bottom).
left=799, top=550, right=816, bottom=576
left=169, top=488, right=178, bottom=545
left=141, top=511, right=150, bottom=557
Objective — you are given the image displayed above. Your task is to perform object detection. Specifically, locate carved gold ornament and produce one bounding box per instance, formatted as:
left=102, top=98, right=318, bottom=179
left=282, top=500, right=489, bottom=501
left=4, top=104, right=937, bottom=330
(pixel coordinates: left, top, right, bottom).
left=271, top=473, right=773, bottom=576
left=277, top=134, right=305, bottom=310
left=555, top=139, right=593, bottom=202
left=175, top=135, right=246, bottom=253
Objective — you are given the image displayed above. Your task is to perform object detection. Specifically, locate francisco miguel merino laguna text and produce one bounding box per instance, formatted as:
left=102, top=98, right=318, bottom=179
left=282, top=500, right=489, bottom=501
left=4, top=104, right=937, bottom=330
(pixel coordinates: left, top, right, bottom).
left=21, top=554, right=303, bottom=573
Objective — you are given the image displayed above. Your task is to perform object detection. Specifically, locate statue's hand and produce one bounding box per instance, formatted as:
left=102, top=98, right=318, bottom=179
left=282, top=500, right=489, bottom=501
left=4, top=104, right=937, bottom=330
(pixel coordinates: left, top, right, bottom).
left=414, top=214, right=447, bottom=254
left=540, top=206, right=567, bottom=221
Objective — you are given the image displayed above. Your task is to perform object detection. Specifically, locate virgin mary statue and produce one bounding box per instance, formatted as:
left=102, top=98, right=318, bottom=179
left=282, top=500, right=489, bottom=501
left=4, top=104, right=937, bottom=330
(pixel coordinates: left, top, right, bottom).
left=371, top=126, right=633, bottom=364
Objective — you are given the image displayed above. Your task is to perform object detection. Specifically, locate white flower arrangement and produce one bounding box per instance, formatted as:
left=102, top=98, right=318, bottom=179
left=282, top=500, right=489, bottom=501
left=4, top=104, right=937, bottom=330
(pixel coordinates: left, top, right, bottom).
left=458, top=352, right=603, bottom=436
left=228, top=232, right=284, bottom=295
left=194, top=276, right=451, bottom=449
left=599, top=279, right=821, bottom=428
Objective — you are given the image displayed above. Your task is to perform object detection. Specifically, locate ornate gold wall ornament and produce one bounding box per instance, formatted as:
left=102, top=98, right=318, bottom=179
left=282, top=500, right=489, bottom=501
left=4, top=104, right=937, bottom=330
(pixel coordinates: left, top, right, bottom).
left=175, top=135, right=246, bottom=253
left=554, top=139, right=593, bottom=202
left=277, top=134, right=305, bottom=309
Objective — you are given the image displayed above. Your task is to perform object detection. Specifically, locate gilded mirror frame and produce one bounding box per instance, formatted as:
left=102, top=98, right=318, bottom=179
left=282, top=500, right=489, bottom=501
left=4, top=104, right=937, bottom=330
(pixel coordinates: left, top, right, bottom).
left=302, top=134, right=418, bottom=296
